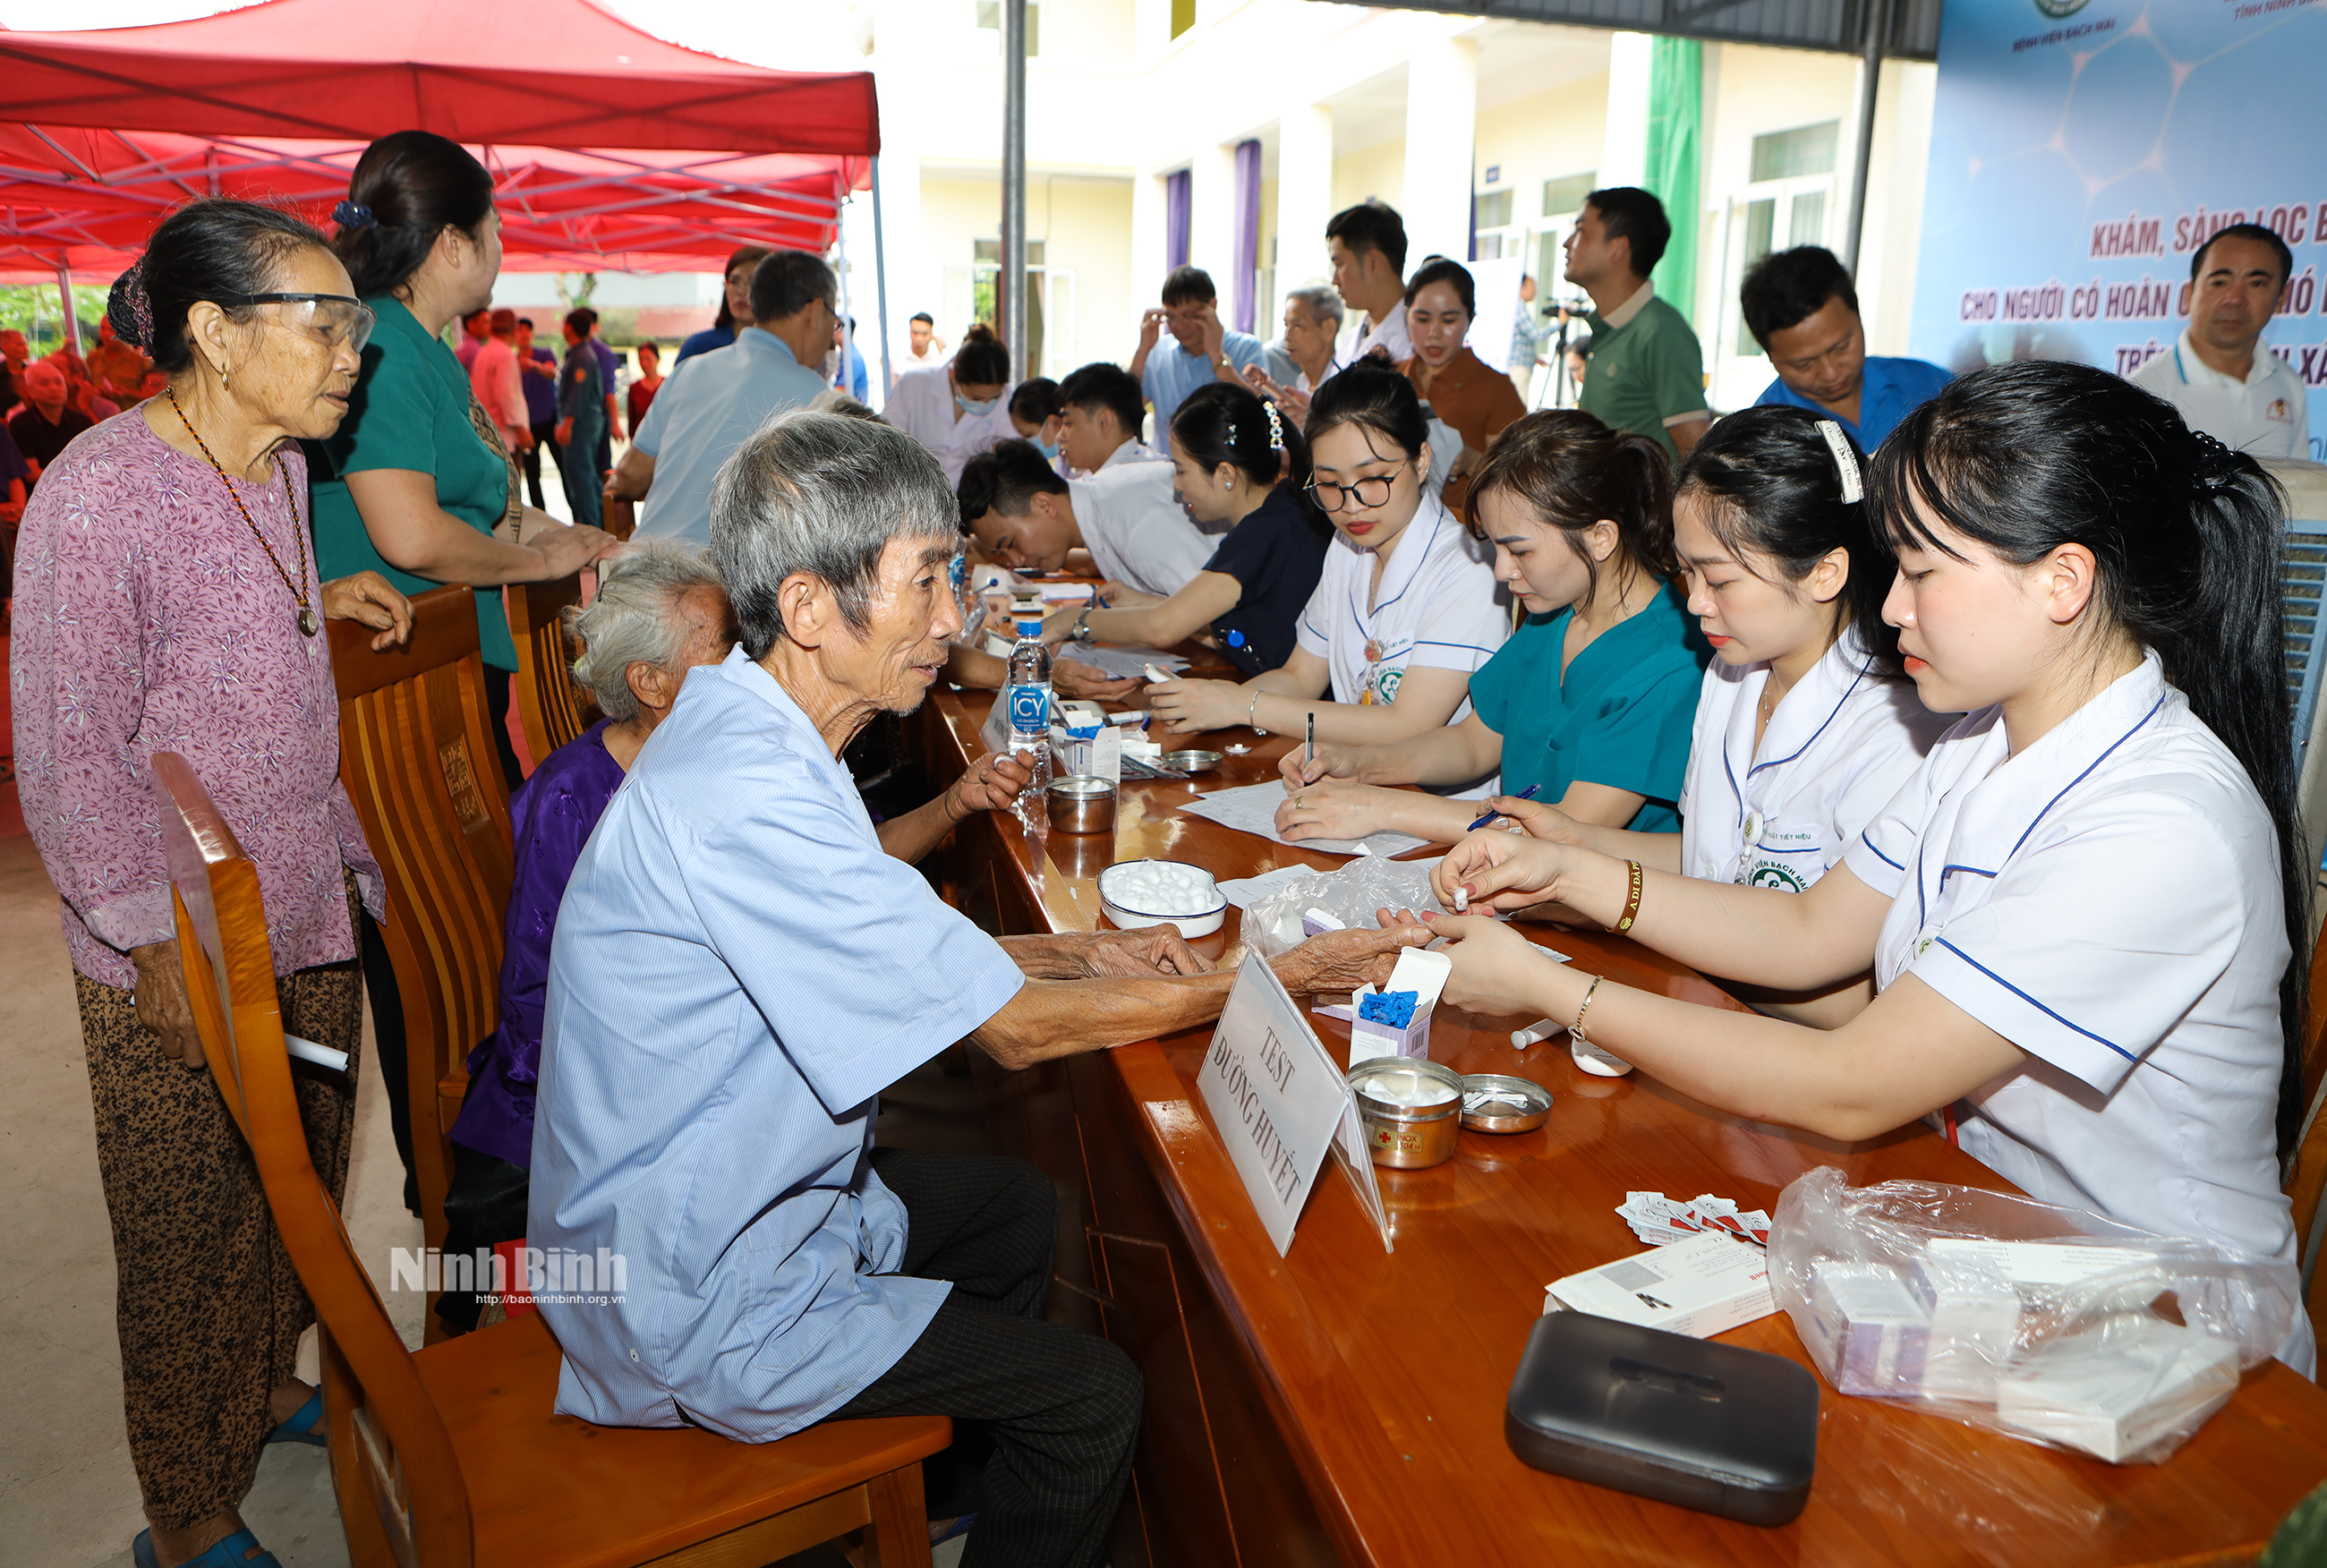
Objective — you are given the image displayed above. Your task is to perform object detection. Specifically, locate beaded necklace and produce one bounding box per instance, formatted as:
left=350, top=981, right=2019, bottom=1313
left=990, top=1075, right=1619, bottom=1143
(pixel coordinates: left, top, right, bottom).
left=167, top=386, right=316, bottom=636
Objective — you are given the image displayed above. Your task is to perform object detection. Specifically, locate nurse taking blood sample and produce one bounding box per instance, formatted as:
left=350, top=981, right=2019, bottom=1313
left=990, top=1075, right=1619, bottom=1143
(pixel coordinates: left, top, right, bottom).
left=1419, top=361, right=2316, bottom=1373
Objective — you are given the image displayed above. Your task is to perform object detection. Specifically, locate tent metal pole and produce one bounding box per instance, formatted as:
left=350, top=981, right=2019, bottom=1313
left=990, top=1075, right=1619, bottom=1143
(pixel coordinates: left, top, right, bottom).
left=56, top=264, right=79, bottom=352
left=1001, top=0, right=1027, bottom=377
left=872, top=157, right=893, bottom=400
left=832, top=172, right=853, bottom=396
left=1842, top=0, right=1888, bottom=274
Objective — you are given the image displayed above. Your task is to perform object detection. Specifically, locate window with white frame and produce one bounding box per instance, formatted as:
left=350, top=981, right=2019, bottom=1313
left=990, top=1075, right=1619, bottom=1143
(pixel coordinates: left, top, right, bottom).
left=1472, top=189, right=1515, bottom=260
left=1535, top=171, right=1596, bottom=293
left=1725, top=122, right=1838, bottom=357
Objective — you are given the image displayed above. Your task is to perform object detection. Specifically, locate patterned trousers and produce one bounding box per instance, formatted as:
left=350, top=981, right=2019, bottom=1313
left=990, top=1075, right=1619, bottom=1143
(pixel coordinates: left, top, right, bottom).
left=75, top=934, right=362, bottom=1530
left=832, top=1149, right=1143, bottom=1568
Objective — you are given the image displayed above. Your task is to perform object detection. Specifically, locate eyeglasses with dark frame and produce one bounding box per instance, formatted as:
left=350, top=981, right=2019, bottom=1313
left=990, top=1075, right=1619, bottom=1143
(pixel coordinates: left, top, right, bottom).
left=1305, top=459, right=1414, bottom=514
left=215, top=292, right=378, bottom=354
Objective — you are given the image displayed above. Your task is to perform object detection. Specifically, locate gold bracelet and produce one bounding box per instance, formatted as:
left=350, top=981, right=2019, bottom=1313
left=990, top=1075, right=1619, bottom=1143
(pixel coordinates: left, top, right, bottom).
left=1614, top=859, right=1644, bottom=933
left=1569, top=975, right=1605, bottom=1044
left=1248, top=690, right=1263, bottom=734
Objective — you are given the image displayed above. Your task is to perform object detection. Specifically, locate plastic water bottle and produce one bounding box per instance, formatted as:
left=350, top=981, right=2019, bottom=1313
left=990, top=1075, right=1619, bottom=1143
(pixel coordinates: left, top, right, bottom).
left=1003, top=618, right=1053, bottom=821
left=951, top=553, right=984, bottom=642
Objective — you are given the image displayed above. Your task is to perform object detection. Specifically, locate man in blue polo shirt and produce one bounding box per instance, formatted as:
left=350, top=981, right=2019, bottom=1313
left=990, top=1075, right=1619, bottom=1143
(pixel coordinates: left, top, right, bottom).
left=609, top=250, right=835, bottom=544
left=1743, top=245, right=1950, bottom=450
left=1129, top=265, right=1267, bottom=456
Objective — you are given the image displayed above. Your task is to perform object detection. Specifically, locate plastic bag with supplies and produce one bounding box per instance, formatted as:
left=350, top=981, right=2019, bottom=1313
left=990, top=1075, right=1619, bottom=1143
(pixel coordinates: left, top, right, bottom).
left=1243, top=856, right=1445, bottom=959
left=1768, top=1166, right=2297, bottom=1464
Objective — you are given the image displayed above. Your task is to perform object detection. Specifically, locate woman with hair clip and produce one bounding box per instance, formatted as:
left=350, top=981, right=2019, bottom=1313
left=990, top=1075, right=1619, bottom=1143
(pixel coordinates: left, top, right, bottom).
left=1419, top=362, right=2314, bottom=1371
left=676, top=243, right=769, bottom=364
left=1476, top=405, right=1952, bottom=1023
left=308, top=129, right=614, bottom=791
left=1146, top=363, right=1506, bottom=771
left=883, top=321, right=1015, bottom=483
left=1043, top=381, right=1328, bottom=677
left=1275, top=407, right=1702, bottom=841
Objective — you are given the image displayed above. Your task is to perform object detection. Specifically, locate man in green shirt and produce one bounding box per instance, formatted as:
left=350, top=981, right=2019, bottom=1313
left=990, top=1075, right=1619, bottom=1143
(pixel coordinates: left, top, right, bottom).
left=1563, top=187, right=1709, bottom=461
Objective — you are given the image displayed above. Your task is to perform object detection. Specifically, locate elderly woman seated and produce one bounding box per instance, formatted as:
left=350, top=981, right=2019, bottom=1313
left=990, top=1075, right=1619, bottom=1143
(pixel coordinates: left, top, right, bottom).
left=440, top=540, right=1049, bottom=1334
left=529, top=412, right=1425, bottom=1568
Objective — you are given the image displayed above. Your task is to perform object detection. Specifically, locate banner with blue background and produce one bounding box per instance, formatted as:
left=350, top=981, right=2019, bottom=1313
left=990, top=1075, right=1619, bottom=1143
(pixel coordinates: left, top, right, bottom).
left=1911, top=0, right=2327, bottom=460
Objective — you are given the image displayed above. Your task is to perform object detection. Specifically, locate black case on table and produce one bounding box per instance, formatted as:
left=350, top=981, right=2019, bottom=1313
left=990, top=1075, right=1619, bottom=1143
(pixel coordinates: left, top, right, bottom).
left=1504, top=1309, right=1820, bottom=1526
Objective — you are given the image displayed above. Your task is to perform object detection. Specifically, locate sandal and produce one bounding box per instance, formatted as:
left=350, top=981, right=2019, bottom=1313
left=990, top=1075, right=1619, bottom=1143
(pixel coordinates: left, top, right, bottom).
left=132, top=1526, right=284, bottom=1568
left=264, top=1387, right=326, bottom=1448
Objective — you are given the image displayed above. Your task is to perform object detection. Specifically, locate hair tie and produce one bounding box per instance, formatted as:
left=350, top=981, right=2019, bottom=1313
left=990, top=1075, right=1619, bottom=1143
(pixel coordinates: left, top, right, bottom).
left=1816, top=419, right=1862, bottom=505
left=111, top=256, right=155, bottom=350
left=1264, top=399, right=1283, bottom=453
left=2187, top=427, right=2245, bottom=493
left=332, top=200, right=375, bottom=232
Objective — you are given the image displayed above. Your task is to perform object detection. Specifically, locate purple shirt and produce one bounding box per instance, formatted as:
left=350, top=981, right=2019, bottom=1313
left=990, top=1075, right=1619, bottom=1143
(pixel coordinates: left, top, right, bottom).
left=452, top=719, right=625, bottom=1167
left=11, top=413, right=382, bottom=987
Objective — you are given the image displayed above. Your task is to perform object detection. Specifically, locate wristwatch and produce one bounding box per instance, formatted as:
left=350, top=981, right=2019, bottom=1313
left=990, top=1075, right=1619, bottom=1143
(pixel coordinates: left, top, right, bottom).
left=1070, top=604, right=1096, bottom=643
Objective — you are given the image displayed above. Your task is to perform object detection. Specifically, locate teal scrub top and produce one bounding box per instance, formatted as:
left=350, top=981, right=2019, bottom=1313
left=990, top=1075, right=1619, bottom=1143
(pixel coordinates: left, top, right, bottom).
left=1469, top=580, right=1708, bottom=832
left=309, top=295, right=519, bottom=670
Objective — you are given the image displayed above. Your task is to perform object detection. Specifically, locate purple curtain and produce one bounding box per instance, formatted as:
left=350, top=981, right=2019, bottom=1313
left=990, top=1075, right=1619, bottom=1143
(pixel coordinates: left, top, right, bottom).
left=1165, top=170, right=1190, bottom=271
left=1232, top=139, right=1262, bottom=333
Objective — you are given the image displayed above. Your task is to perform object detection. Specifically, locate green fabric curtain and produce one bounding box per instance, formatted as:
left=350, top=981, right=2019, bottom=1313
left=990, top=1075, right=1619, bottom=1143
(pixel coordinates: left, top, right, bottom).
left=1644, top=36, right=1701, bottom=329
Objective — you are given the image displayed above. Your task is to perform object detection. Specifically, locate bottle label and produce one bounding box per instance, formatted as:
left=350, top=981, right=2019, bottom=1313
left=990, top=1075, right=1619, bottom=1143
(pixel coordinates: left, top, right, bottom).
left=1006, top=683, right=1050, bottom=736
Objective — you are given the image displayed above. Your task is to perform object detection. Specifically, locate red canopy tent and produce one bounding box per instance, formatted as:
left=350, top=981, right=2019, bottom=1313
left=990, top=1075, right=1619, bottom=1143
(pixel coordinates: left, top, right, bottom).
left=0, top=0, right=881, bottom=294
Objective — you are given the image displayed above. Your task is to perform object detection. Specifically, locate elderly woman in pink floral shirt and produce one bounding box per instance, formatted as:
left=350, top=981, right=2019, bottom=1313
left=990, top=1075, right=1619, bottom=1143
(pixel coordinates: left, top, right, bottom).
left=11, top=199, right=411, bottom=1568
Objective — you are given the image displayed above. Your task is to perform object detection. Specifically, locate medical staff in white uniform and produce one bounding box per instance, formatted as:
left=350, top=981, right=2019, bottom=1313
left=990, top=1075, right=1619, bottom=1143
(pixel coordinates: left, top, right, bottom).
left=883, top=324, right=1018, bottom=484
left=1427, top=362, right=2314, bottom=1372
left=2129, top=222, right=2309, bottom=460
left=1146, top=364, right=1505, bottom=784
left=959, top=439, right=1215, bottom=601
left=1275, top=409, right=1704, bottom=845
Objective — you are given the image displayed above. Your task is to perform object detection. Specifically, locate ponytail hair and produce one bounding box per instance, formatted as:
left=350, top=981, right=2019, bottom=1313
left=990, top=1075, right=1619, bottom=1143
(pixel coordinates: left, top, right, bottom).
left=1870, top=359, right=2306, bottom=1155
left=333, top=130, right=495, bottom=300
left=1466, top=408, right=1676, bottom=602
left=953, top=322, right=1010, bottom=387
left=1171, top=380, right=1313, bottom=493
left=1677, top=404, right=1900, bottom=672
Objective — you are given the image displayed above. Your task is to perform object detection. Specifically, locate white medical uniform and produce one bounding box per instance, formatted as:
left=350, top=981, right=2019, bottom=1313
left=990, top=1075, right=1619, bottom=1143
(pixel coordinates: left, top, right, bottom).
left=1679, top=630, right=1949, bottom=891
left=2129, top=329, right=2310, bottom=459
left=1340, top=303, right=1411, bottom=370
left=1844, top=653, right=2312, bottom=1373
left=1070, top=463, right=1215, bottom=599
left=883, top=367, right=1020, bottom=484
left=1293, top=489, right=1505, bottom=744
left=1100, top=439, right=1164, bottom=470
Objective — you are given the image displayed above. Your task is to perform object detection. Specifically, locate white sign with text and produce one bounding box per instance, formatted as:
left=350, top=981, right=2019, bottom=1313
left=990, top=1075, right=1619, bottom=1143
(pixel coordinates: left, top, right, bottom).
left=1198, top=953, right=1391, bottom=1257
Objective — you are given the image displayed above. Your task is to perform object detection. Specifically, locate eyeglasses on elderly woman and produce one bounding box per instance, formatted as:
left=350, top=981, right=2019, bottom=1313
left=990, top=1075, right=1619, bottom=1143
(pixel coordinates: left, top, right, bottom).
left=215, top=291, right=377, bottom=354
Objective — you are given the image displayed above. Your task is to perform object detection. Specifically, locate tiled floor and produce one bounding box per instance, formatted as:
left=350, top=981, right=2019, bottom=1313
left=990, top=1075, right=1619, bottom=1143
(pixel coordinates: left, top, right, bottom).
left=0, top=817, right=980, bottom=1567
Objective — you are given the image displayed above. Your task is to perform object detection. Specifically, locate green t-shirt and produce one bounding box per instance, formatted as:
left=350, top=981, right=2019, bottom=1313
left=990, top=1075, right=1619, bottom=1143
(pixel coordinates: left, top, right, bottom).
left=309, top=295, right=517, bottom=670
left=1468, top=581, right=1708, bottom=832
left=1578, top=289, right=1708, bottom=462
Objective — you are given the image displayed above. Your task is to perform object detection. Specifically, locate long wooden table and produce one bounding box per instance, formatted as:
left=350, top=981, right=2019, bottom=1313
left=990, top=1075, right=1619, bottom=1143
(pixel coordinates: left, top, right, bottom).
left=916, top=685, right=2327, bottom=1567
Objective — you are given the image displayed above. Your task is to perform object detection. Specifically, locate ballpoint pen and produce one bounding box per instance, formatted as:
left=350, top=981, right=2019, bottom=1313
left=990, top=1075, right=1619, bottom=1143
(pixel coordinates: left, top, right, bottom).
left=1466, top=782, right=1539, bottom=833
left=1306, top=712, right=1315, bottom=774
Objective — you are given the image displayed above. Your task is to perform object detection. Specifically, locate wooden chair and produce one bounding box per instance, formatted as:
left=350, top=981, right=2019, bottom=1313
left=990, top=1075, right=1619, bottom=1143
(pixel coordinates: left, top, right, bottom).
left=507, top=575, right=598, bottom=768
left=152, top=751, right=949, bottom=1568
left=331, top=586, right=514, bottom=1264
left=607, top=496, right=637, bottom=542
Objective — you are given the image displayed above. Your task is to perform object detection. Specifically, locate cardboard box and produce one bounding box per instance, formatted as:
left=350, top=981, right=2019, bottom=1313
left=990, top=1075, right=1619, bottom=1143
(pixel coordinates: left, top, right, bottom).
left=1546, top=1231, right=1777, bottom=1339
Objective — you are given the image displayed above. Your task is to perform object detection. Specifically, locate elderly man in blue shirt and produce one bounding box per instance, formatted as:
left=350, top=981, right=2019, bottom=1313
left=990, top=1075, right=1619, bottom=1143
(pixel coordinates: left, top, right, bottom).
left=1129, top=265, right=1269, bottom=456
left=1743, top=245, right=1951, bottom=451
left=530, top=410, right=1427, bottom=1568
left=605, top=249, right=837, bottom=545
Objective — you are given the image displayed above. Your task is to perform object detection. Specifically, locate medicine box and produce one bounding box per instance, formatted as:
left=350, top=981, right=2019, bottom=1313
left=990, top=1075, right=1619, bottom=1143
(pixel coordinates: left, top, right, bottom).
left=1546, top=1231, right=1777, bottom=1340
left=1347, top=948, right=1450, bottom=1064
left=1993, top=1319, right=2239, bottom=1462
left=1800, top=1263, right=1931, bottom=1397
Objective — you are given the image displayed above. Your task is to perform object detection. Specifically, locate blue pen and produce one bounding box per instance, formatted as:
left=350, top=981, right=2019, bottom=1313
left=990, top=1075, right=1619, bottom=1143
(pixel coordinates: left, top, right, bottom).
left=1466, top=782, right=1539, bottom=833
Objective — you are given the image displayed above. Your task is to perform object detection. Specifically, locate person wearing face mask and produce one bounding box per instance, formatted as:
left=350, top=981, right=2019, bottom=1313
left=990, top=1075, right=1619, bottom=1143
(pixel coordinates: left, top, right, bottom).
left=959, top=439, right=1213, bottom=599
left=1038, top=382, right=1328, bottom=677
left=1143, top=364, right=1505, bottom=778
left=608, top=250, right=839, bottom=548
left=1007, top=377, right=1063, bottom=463
left=1274, top=406, right=1700, bottom=845
left=676, top=244, right=770, bottom=365
left=1425, top=363, right=2314, bottom=1378
left=1402, top=257, right=1525, bottom=516
left=884, top=322, right=1016, bottom=484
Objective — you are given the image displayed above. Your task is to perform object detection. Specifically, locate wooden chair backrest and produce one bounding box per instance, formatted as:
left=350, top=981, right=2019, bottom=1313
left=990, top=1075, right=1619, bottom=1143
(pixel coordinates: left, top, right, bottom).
left=507, top=575, right=597, bottom=765
left=331, top=586, right=515, bottom=1252
left=155, top=752, right=477, bottom=1568
left=606, top=497, right=636, bottom=542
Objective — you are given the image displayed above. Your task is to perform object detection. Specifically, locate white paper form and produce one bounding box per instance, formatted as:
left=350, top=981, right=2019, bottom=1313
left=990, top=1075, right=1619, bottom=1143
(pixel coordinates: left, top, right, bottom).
left=1055, top=643, right=1190, bottom=681
left=1175, top=780, right=1430, bottom=859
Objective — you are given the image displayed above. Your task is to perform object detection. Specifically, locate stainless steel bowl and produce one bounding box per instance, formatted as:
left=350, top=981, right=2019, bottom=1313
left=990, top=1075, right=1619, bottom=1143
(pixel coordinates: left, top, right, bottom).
left=1459, top=1073, right=1554, bottom=1134
left=1346, top=1057, right=1464, bottom=1169
left=1045, top=775, right=1118, bottom=834
left=1160, top=749, right=1223, bottom=773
